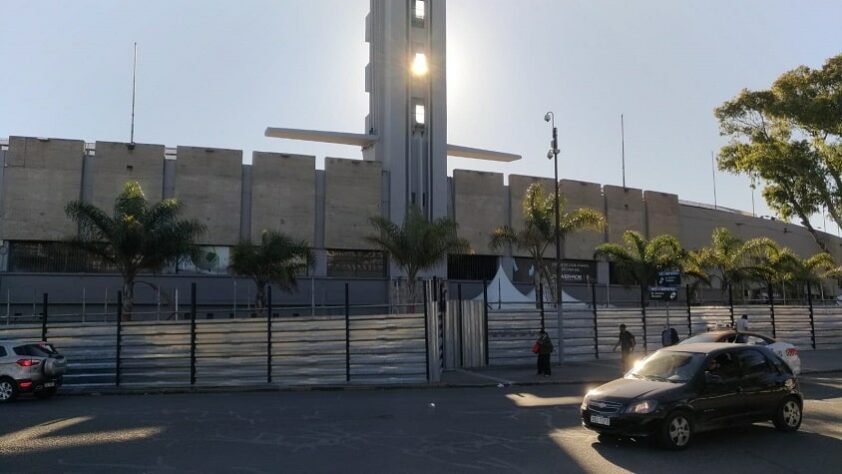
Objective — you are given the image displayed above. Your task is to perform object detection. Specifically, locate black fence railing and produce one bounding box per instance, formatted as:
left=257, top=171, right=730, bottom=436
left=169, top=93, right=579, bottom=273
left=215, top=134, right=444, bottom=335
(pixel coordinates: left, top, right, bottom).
left=0, top=283, right=433, bottom=389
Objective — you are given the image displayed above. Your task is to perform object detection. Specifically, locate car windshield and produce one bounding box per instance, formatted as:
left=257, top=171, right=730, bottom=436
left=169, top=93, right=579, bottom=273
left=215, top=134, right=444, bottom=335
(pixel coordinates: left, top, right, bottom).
left=680, top=333, right=726, bottom=344
left=629, top=351, right=705, bottom=383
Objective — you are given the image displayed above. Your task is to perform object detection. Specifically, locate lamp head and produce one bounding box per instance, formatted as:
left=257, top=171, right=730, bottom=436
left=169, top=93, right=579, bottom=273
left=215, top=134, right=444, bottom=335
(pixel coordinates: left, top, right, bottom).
left=547, top=150, right=554, bottom=159
left=544, top=112, right=552, bottom=123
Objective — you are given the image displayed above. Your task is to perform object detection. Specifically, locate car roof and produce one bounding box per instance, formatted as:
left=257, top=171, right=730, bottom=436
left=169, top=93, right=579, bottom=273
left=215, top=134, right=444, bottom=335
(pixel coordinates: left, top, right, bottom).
left=661, top=342, right=760, bottom=355
left=690, top=329, right=775, bottom=339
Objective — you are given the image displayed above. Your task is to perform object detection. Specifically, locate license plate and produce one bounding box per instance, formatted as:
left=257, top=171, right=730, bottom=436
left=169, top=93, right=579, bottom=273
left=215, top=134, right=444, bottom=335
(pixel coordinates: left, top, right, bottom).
left=590, top=415, right=610, bottom=426
left=43, top=382, right=55, bottom=388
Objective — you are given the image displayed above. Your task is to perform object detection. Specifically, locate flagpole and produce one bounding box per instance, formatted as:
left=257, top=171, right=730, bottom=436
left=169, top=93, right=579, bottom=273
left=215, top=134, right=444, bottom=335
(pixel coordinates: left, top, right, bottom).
left=130, top=42, right=137, bottom=144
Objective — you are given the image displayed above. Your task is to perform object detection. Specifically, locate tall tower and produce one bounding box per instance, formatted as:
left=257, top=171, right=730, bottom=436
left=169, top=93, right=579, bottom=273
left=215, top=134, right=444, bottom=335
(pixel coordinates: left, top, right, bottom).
left=265, top=0, right=520, bottom=279
left=363, top=0, right=447, bottom=225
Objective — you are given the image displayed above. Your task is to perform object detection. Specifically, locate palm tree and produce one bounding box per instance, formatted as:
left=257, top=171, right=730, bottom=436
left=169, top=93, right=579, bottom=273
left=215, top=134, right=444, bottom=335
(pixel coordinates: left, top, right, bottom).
left=490, top=183, right=605, bottom=302
left=691, top=228, right=777, bottom=301
left=593, top=230, right=685, bottom=304
left=367, top=205, right=470, bottom=303
left=229, top=230, right=313, bottom=312
left=788, top=252, right=842, bottom=301
left=65, top=181, right=205, bottom=320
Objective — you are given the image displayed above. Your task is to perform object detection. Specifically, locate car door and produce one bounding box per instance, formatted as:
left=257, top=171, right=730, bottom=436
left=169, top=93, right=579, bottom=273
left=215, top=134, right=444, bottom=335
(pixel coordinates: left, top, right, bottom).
left=0, top=344, right=10, bottom=375
left=691, top=351, right=744, bottom=429
left=735, top=348, right=782, bottom=420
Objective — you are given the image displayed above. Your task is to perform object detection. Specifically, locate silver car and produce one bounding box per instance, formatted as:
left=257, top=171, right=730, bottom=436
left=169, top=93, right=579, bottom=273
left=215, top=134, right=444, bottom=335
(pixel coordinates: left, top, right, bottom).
left=0, top=340, right=67, bottom=402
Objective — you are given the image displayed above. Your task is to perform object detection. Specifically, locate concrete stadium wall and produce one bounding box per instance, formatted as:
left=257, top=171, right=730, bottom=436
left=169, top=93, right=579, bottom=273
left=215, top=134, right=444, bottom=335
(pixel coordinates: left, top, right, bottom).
left=324, top=157, right=382, bottom=249
left=604, top=185, right=645, bottom=244
left=4, top=134, right=842, bottom=293
left=175, top=146, right=243, bottom=246
left=679, top=204, right=829, bottom=258
left=250, top=152, right=315, bottom=244
left=560, top=179, right=605, bottom=260
left=91, top=141, right=165, bottom=210
left=508, top=175, right=556, bottom=258
left=453, top=170, right=505, bottom=255
left=1, top=136, right=84, bottom=241
left=644, top=190, right=681, bottom=239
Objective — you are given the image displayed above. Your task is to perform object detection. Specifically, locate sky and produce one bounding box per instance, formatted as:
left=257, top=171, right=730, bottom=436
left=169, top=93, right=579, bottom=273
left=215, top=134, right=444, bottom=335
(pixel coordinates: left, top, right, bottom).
left=1, top=0, right=841, bottom=232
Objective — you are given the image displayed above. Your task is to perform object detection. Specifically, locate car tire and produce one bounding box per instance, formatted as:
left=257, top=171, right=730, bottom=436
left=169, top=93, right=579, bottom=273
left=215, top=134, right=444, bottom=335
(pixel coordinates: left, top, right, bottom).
left=34, top=387, right=57, bottom=400
left=773, top=397, right=802, bottom=432
left=659, top=411, right=693, bottom=450
left=0, top=377, right=17, bottom=403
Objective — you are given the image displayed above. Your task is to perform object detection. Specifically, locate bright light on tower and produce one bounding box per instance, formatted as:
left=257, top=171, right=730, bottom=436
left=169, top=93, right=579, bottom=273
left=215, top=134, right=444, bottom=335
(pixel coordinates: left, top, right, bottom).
left=414, top=0, right=426, bottom=20
left=411, top=52, right=428, bottom=76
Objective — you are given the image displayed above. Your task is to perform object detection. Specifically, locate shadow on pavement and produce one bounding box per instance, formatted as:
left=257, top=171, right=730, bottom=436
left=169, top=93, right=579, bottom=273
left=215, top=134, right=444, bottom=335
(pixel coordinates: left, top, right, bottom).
left=589, top=424, right=842, bottom=473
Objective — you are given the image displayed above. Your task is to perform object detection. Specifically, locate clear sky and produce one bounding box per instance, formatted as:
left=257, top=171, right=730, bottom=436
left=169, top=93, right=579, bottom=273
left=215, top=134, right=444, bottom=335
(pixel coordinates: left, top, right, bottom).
left=1, top=0, right=841, bottom=232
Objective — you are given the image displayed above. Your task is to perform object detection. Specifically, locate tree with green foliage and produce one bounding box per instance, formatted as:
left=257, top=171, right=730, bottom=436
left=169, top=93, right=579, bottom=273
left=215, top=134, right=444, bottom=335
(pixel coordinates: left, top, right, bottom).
left=788, top=252, right=842, bottom=286
left=65, top=181, right=205, bottom=320
left=593, top=230, right=685, bottom=304
left=715, top=53, right=842, bottom=251
left=367, top=205, right=470, bottom=303
left=490, top=183, right=605, bottom=303
left=229, top=230, right=313, bottom=312
left=689, top=227, right=778, bottom=299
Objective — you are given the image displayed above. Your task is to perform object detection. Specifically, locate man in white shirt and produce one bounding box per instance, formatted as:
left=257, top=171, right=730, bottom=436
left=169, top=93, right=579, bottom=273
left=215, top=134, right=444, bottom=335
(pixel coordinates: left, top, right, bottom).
left=735, top=314, right=749, bottom=342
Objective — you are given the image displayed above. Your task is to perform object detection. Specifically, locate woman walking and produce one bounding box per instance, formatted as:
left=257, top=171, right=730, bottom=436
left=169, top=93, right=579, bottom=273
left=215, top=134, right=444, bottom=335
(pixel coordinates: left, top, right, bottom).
left=534, top=330, right=554, bottom=377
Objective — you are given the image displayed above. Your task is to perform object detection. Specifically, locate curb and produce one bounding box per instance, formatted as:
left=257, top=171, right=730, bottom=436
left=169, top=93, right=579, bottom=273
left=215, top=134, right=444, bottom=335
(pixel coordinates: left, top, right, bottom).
left=53, top=369, right=842, bottom=398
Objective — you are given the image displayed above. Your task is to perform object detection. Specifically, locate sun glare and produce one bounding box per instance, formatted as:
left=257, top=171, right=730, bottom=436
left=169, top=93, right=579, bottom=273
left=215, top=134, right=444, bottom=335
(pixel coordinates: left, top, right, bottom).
left=411, top=52, right=428, bottom=76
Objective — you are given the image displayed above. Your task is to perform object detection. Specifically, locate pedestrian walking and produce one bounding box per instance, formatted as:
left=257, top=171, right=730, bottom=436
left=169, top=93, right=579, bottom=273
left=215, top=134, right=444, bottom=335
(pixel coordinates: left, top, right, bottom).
left=612, top=324, right=637, bottom=372
left=533, top=330, right=554, bottom=377
left=735, top=314, right=749, bottom=342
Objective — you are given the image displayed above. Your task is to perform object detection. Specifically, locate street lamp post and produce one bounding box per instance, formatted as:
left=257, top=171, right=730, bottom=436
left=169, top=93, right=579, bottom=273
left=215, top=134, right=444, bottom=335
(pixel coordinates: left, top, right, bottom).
left=544, top=112, right=564, bottom=365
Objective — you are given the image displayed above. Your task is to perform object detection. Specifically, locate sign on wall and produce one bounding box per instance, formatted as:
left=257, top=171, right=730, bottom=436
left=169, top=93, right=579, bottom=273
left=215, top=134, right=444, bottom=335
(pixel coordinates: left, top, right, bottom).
left=513, top=258, right=597, bottom=284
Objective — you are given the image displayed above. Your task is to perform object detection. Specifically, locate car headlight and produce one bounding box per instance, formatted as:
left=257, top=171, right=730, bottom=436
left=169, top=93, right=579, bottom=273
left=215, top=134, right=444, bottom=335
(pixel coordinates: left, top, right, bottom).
left=581, top=389, right=598, bottom=410
left=627, top=400, right=658, bottom=414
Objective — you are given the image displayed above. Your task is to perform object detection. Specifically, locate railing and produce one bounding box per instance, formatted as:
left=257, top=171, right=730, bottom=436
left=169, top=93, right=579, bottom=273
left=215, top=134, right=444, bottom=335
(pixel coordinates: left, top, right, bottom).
left=0, top=284, right=435, bottom=389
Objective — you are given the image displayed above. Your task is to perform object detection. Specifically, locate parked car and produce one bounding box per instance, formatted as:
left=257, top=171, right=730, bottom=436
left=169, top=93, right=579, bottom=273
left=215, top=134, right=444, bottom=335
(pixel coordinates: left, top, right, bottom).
left=0, top=340, right=67, bottom=402
left=679, top=330, right=801, bottom=375
left=581, top=343, right=803, bottom=449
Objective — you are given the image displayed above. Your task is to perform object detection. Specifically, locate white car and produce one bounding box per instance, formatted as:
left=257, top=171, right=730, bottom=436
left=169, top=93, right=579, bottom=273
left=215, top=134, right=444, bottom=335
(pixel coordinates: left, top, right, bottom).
left=679, top=330, right=801, bottom=375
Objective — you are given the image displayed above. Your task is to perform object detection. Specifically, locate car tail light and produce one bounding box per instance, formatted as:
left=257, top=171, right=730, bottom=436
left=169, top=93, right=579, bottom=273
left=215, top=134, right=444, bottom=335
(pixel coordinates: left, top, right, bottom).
left=786, top=348, right=798, bottom=357
left=16, top=359, right=40, bottom=367
left=19, top=380, right=33, bottom=389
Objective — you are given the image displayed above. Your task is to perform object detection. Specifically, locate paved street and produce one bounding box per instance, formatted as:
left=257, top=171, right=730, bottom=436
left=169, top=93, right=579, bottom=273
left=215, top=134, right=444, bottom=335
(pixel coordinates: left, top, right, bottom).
left=2, top=374, right=842, bottom=474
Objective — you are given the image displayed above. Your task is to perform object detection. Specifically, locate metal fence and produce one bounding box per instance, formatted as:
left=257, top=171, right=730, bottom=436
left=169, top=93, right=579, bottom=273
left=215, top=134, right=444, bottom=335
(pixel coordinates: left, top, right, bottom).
left=0, top=283, right=437, bottom=388
left=443, top=281, right=842, bottom=369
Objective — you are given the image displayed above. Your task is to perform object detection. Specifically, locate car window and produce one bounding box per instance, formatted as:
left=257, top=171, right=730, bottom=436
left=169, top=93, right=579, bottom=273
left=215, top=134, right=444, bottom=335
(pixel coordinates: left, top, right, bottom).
left=0, top=346, right=6, bottom=357
left=745, top=335, right=768, bottom=346
left=736, top=349, right=771, bottom=376
left=13, top=344, right=56, bottom=357
left=706, top=352, right=741, bottom=381
left=629, top=351, right=705, bottom=382
left=680, top=333, right=724, bottom=344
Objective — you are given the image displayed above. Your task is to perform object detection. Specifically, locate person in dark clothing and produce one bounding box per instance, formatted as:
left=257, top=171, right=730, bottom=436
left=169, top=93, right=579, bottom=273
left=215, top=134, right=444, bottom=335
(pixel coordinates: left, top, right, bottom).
left=534, top=330, right=554, bottom=376
left=661, top=325, right=679, bottom=347
left=612, top=324, right=637, bottom=372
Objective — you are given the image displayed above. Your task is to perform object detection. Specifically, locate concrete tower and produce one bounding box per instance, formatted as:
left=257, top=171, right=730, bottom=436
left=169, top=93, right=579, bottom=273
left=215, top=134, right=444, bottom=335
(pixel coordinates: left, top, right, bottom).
left=362, top=0, right=447, bottom=224
left=266, top=0, right=519, bottom=276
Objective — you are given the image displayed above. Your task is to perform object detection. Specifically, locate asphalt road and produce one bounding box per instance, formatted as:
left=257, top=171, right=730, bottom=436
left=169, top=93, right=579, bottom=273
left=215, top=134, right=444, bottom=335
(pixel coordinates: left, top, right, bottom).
left=1, top=375, right=841, bottom=474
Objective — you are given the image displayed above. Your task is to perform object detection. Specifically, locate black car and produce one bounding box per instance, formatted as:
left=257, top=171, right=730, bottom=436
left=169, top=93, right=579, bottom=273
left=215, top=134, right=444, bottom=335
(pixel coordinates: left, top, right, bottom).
left=580, top=343, right=802, bottom=449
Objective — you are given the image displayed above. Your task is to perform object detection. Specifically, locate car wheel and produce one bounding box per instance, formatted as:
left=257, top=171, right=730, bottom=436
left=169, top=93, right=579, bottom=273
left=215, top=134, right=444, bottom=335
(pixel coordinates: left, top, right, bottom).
left=773, top=397, right=802, bottom=432
left=660, top=411, right=692, bottom=450
left=0, top=378, right=17, bottom=403
left=34, top=387, right=57, bottom=400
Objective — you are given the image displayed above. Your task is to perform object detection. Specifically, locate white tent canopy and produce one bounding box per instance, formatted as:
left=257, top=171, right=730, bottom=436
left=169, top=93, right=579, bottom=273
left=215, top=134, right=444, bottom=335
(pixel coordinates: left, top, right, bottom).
left=473, top=265, right=585, bottom=308
left=474, top=265, right=533, bottom=304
